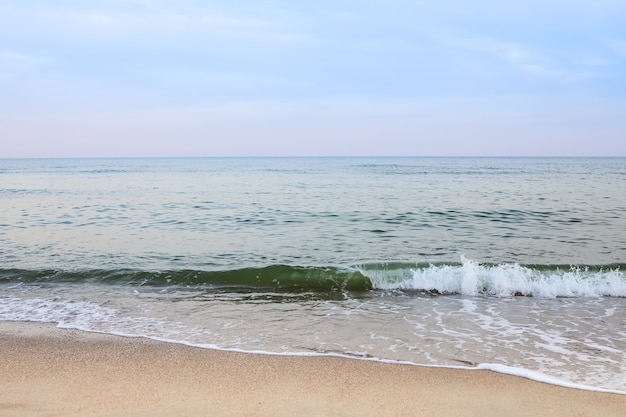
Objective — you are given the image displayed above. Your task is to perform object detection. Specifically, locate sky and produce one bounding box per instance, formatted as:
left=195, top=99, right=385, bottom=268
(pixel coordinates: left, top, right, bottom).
left=1, top=0, right=625, bottom=157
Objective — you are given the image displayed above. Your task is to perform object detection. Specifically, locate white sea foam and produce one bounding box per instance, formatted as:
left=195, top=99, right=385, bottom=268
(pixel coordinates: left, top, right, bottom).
left=475, top=363, right=626, bottom=395
left=2, top=281, right=626, bottom=394
left=3, top=306, right=625, bottom=395
left=0, top=297, right=117, bottom=325
left=368, top=257, right=626, bottom=298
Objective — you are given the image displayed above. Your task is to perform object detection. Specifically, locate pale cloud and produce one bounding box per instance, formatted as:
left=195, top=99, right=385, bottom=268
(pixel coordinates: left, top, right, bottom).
left=607, top=39, right=626, bottom=56
left=518, top=64, right=595, bottom=83
left=0, top=51, right=40, bottom=67
left=0, top=2, right=306, bottom=43
left=404, top=0, right=626, bottom=17
left=446, top=36, right=533, bottom=64
left=0, top=51, right=49, bottom=77
left=444, top=35, right=600, bottom=83
left=58, top=10, right=274, bottom=38
left=446, top=35, right=549, bottom=77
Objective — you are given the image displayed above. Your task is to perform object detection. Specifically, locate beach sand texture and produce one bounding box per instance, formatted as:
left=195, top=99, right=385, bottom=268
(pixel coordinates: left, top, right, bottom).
left=1, top=322, right=624, bottom=417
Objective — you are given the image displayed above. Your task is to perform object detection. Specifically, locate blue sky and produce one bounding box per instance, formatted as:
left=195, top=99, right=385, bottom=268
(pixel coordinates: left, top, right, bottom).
left=1, top=0, right=625, bottom=157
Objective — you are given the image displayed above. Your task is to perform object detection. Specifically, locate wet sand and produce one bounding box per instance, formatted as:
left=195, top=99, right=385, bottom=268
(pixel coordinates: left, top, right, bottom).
left=1, top=321, right=624, bottom=417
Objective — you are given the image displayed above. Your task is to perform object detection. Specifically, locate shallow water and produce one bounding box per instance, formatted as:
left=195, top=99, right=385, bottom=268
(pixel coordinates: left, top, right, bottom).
left=1, top=157, right=625, bottom=391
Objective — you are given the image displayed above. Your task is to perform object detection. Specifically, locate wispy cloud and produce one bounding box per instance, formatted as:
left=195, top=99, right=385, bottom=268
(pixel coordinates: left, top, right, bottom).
left=60, top=10, right=272, bottom=37
left=444, top=35, right=597, bottom=83
left=518, top=64, right=595, bottom=83
left=0, top=3, right=308, bottom=43
left=0, top=51, right=49, bottom=77
left=446, top=36, right=532, bottom=64
left=606, top=39, right=626, bottom=56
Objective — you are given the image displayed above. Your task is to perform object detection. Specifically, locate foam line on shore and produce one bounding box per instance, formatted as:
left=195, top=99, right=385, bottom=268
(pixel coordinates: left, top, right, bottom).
left=46, top=320, right=626, bottom=396
left=3, top=321, right=626, bottom=417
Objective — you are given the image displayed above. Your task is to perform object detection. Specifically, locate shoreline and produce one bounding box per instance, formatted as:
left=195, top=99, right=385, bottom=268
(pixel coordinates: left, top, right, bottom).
left=1, top=321, right=625, bottom=417
left=87, top=331, right=626, bottom=396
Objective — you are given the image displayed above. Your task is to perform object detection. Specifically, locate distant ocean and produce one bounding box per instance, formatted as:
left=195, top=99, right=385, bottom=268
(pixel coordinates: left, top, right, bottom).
left=1, top=157, right=625, bottom=392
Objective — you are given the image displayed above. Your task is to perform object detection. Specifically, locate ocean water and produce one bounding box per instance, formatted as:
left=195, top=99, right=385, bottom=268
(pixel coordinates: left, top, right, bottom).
left=1, top=157, right=625, bottom=392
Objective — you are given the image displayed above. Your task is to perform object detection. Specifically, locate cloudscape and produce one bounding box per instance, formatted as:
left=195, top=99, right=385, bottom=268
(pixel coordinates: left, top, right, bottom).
left=1, top=0, right=625, bottom=157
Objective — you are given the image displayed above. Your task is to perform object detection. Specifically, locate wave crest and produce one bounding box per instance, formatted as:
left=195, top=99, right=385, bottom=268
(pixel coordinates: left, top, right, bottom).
left=362, top=257, right=626, bottom=298
left=2, top=258, right=625, bottom=298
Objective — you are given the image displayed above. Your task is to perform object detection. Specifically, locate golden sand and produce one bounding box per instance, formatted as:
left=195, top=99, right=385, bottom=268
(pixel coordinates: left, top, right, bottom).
left=1, top=321, right=624, bottom=417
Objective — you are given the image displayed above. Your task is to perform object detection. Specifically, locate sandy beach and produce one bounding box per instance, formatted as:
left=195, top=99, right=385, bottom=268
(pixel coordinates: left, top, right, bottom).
left=0, top=321, right=624, bottom=417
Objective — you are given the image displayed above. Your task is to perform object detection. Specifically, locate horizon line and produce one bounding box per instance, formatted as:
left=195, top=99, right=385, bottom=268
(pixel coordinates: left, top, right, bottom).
left=1, top=155, right=625, bottom=160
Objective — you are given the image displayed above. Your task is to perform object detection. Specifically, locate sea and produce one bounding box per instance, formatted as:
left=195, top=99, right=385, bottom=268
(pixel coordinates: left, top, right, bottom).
left=1, top=157, right=625, bottom=393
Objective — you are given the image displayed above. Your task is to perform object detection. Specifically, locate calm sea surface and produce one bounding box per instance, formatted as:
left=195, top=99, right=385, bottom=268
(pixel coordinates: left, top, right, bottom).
left=1, top=157, right=625, bottom=391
